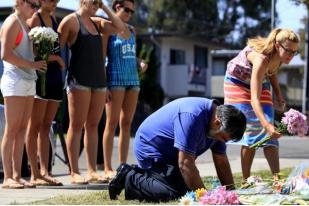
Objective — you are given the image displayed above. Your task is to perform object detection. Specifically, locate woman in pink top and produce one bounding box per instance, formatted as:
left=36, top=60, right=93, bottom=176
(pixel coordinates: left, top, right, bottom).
left=224, top=28, right=300, bottom=182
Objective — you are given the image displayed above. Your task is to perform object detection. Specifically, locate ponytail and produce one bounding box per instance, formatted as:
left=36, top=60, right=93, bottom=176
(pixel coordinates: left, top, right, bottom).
left=247, top=28, right=283, bottom=55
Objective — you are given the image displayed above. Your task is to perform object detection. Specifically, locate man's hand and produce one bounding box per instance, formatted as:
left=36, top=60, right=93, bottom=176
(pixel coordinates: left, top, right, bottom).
left=178, top=151, right=205, bottom=190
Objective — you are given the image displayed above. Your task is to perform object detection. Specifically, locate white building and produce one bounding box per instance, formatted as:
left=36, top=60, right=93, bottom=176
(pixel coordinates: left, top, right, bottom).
left=139, top=34, right=226, bottom=103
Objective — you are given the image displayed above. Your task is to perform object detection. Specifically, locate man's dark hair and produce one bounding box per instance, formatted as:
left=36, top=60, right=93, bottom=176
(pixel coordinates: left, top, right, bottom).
left=216, top=105, right=246, bottom=142
left=112, top=0, right=135, bottom=11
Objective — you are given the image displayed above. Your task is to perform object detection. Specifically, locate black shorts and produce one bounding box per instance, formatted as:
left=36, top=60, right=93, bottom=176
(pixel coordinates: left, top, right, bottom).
left=36, top=62, right=63, bottom=101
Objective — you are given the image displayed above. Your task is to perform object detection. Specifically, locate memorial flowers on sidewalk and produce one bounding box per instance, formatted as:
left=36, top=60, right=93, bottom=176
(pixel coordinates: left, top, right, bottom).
left=179, top=186, right=240, bottom=205
left=29, top=26, right=58, bottom=96
left=250, top=108, right=308, bottom=149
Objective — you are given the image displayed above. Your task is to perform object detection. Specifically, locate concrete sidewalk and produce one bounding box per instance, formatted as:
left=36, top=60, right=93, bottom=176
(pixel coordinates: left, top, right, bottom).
left=0, top=136, right=308, bottom=204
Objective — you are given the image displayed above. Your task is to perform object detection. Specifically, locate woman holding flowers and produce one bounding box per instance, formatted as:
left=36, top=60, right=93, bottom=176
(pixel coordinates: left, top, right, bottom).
left=0, top=0, right=46, bottom=189
left=26, top=0, right=64, bottom=186
left=224, top=28, right=300, bottom=182
left=58, top=0, right=124, bottom=184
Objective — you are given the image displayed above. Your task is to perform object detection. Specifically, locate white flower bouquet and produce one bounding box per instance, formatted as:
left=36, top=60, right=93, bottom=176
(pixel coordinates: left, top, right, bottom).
left=29, top=26, right=58, bottom=96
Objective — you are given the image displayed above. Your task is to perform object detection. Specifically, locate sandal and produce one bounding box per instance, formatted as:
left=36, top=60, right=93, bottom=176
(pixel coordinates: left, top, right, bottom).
left=30, top=178, right=49, bottom=186
left=104, top=171, right=116, bottom=181
left=19, top=178, right=36, bottom=188
left=2, top=178, right=24, bottom=189
left=42, top=175, right=63, bottom=186
left=87, top=173, right=109, bottom=184
left=71, top=173, right=88, bottom=185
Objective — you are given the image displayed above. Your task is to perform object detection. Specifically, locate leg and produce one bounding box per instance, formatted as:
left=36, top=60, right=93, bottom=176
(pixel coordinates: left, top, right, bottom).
left=38, top=100, right=62, bottom=185
left=103, top=90, right=124, bottom=175
left=13, top=96, right=34, bottom=183
left=38, top=100, right=59, bottom=176
left=26, top=98, right=47, bottom=182
left=124, top=166, right=185, bottom=202
left=118, top=89, right=139, bottom=164
left=240, top=145, right=256, bottom=180
left=1, top=96, right=30, bottom=187
left=263, top=146, right=280, bottom=179
left=84, top=90, right=106, bottom=181
left=66, top=89, right=90, bottom=183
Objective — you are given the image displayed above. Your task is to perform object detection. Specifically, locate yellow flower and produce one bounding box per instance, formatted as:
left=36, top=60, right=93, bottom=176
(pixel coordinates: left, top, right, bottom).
left=195, top=188, right=207, bottom=200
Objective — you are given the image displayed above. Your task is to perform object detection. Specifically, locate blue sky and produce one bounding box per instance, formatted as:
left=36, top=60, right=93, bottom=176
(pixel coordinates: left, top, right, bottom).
left=277, top=0, right=307, bottom=32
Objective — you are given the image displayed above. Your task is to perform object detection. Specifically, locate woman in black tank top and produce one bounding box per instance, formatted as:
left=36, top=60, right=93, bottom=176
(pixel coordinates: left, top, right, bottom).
left=27, top=0, right=64, bottom=186
left=58, top=0, right=125, bottom=185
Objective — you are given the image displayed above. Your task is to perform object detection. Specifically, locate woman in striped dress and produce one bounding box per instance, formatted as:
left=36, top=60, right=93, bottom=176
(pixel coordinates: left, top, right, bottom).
left=224, top=28, right=300, bottom=182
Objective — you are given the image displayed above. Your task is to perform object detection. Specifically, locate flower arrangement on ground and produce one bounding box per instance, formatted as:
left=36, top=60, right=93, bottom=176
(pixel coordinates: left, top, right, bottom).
left=179, top=186, right=239, bottom=205
left=250, top=108, right=308, bottom=149
left=29, top=26, right=58, bottom=96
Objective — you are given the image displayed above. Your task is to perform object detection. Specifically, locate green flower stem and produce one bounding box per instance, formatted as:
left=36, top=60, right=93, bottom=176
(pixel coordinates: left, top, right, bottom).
left=249, top=136, right=271, bottom=149
left=38, top=70, right=46, bottom=97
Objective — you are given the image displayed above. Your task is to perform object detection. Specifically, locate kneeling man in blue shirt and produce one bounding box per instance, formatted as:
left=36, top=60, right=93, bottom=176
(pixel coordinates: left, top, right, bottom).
left=109, top=97, right=246, bottom=202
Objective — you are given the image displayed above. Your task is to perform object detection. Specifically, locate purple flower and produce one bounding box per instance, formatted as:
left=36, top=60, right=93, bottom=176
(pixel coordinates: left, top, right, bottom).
left=281, top=109, right=308, bottom=137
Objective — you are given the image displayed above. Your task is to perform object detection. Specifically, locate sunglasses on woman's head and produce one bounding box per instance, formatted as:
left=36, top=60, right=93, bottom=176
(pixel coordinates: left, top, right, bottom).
left=90, top=0, right=102, bottom=7
left=123, top=7, right=134, bottom=14
left=49, top=0, right=60, bottom=3
left=24, top=0, right=40, bottom=9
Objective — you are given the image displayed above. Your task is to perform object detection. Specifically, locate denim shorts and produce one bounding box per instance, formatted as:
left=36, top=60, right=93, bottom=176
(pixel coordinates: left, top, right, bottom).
left=66, top=78, right=106, bottom=94
left=0, top=75, right=36, bottom=97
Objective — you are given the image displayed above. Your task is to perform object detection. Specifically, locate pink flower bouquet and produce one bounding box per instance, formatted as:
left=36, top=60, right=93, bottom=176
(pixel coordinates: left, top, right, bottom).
left=250, top=109, right=308, bottom=149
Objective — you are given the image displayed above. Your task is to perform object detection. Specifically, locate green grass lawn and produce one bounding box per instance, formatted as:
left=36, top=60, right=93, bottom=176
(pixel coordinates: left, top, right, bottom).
left=28, top=168, right=292, bottom=205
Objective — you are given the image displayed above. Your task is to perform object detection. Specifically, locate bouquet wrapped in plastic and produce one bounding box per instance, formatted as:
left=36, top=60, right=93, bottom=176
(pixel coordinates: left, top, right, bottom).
left=250, top=109, right=308, bottom=149
left=29, top=26, right=58, bottom=96
left=280, top=162, right=309, bottom=198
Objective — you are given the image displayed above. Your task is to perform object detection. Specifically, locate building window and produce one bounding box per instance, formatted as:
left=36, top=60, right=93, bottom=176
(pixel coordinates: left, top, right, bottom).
left=170, top=49, right=185, bottom=65
left=194, top=46, right=208, bottom=68
left=212, top=58, right=227, bottom=76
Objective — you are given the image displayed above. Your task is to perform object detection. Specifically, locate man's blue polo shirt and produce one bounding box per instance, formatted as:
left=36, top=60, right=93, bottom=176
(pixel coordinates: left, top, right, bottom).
left=134, top=97, right=226, bottom=169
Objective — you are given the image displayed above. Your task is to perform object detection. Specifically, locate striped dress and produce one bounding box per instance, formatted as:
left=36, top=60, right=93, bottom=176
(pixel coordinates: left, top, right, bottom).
left=106, top=27, right=139, bottom=87
left=224, top=46, right=278, bottom=147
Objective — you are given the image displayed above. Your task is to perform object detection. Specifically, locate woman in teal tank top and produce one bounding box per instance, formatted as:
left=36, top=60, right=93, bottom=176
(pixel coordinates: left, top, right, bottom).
left=102, top=0, right=148, bottom=180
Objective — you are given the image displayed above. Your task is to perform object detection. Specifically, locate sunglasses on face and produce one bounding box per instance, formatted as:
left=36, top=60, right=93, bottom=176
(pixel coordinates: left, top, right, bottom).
left=49, top=0, right=60, bottom=3
left=123, top=7, right=135, bottom=15
left=279, top=43, right=299, bottom=56
left=24, top=0, right=40, bottom=9
left=90, top=0, right=102, bottom=7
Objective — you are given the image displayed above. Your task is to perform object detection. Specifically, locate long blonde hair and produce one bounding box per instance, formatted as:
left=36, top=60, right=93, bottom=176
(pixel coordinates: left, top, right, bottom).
left=247, top=28, right=300, bottom=55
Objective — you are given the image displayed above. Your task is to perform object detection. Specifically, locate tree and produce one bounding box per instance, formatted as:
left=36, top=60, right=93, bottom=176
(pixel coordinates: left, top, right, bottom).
left=290, top=0, right=309, bottom=7
left=129, top=0, right=273, bottom=48
left=137, top=43, right=164, bottom=111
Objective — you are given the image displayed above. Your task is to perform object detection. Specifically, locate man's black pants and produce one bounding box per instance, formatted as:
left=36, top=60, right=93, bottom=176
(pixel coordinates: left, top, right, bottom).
left=124, top=162, right=189, bottom=202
